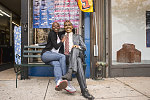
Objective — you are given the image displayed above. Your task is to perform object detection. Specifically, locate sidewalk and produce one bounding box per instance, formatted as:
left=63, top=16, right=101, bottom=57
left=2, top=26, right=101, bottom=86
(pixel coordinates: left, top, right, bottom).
left=0, top=76, right=150, bottom=100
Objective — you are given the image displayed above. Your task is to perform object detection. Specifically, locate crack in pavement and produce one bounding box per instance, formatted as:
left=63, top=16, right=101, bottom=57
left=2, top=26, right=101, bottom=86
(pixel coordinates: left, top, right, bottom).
left=115, top=78, right=150, bottom=98
left=43, top=78, right=51, bottom=100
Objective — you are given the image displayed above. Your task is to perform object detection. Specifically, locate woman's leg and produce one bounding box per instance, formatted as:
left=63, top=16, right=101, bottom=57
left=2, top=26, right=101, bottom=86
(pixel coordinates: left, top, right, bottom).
left=50, top=61, right=62, bottom=83
left=50, top=61, right=68, bottom=91
left=41, top=51, right=66, bottom=75
left=42, top=52, right=67, bottom=91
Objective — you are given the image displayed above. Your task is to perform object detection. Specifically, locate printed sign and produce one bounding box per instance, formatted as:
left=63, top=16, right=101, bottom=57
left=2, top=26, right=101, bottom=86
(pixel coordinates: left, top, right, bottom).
left=54, top=0, right=80, bottom=28
left=14, top=26, right=21, bottom=64
left=33, top=0, right=80, bottom=28
left=76, top=0, right=93, bottom=12
left=33, top=0, right=55, bottom=28
left=146, top=11, right=150, bottom=47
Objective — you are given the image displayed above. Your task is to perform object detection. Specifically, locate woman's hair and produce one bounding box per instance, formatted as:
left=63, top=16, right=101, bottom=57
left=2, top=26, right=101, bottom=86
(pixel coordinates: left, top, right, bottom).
left=64, top=20, right=73, bottom=27
left=64, top=20, right=75, bottom=33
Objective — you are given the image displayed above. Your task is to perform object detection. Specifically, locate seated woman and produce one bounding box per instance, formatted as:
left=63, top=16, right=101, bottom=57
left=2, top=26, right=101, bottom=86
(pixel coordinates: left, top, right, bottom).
left=41, top=22, right=67, bottom=91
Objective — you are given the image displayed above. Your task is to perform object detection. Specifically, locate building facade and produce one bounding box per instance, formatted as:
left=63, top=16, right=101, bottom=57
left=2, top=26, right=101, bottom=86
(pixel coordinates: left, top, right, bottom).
left=20, top=0, right=150, bottom=79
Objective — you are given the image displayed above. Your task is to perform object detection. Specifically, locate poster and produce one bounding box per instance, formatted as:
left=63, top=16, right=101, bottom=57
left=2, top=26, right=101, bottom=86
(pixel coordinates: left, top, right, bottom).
left=14, top=26, right=21, bottom=64
left=146, top=11, right=150, bottom=47
left=33, top=0, right=55, bottom=28
left=54, top=0, right=80, bottom=28
left=33, top=0, right=79, bottom=28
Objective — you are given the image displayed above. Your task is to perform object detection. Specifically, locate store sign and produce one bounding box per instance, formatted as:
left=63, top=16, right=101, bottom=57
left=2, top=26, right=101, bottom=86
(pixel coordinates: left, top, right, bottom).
left=76, top=0, right=93, bottom=12
left=33, top=0, right=79, bottom=28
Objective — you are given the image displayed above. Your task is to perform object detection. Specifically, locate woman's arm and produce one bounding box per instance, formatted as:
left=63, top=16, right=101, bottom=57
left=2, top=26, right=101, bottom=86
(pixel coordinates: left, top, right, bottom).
left=50, top=31, right=63, bottom=50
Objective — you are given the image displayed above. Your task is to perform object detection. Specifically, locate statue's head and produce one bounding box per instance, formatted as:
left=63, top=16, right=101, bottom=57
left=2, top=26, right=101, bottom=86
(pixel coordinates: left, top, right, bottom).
left=52, top=22, right=60, bottom=33
left=64, top=20, right=73, bottom=33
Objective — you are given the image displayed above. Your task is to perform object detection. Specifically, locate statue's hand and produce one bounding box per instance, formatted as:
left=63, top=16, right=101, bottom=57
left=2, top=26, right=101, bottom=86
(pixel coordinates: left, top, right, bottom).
left=72, top=45, right=79, bottom=49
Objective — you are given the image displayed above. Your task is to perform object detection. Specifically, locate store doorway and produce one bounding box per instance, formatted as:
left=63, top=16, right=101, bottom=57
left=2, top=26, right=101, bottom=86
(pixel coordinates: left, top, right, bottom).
left=0, top=10, right=14, bottom=71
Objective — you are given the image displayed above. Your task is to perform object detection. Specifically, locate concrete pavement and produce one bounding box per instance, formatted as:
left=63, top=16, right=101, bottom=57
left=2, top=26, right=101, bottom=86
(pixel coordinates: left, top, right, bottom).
left=0, top=76, right=150, bottom=100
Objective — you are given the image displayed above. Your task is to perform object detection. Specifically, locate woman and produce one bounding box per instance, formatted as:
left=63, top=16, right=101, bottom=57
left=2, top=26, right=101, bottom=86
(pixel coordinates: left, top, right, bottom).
left=41, top=22, right=67, bottom=91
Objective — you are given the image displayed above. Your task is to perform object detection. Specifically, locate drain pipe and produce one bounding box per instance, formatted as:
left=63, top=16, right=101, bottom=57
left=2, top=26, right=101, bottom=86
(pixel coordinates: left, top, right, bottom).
left=94, top=12, right=98, bottom=56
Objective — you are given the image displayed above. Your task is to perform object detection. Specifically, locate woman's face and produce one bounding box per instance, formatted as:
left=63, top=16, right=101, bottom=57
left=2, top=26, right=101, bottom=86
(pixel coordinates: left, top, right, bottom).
left=52, top=22, right=60, bottom=33
left=64, top=21, right=73, bottom=33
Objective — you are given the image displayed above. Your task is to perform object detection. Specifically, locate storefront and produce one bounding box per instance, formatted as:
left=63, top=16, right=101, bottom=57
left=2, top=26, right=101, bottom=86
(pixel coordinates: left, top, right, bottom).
left=21, top=0, right=150, bottom=79
left=89, top=0, right=150, bottom=78
left=0, top=4, right=20, bottom=66
left=21, top=0, right=91, bottom=78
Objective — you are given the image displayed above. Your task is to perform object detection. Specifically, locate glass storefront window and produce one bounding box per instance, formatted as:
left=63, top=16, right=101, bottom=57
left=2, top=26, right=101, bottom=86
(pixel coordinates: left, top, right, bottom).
left=27, top=0, right=82, bottom=64
left=0, top=8, right=10, bottom=46
left=112, top=0, right=150, bottom=65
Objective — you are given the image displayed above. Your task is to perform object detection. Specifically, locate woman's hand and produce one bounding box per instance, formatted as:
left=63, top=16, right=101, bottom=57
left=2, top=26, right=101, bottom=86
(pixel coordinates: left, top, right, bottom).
left=61, top=36, right=66, bottom=42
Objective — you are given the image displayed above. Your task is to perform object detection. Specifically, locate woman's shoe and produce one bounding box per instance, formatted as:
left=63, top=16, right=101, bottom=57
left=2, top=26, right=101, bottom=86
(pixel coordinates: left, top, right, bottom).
left=65, top=85, right=76, bottom=93
left=55, top=80, right=68, bottom=91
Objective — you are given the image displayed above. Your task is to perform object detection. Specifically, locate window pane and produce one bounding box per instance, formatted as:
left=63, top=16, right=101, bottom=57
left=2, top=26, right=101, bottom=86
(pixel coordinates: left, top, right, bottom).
left=112, top=0, right=150, bottom=64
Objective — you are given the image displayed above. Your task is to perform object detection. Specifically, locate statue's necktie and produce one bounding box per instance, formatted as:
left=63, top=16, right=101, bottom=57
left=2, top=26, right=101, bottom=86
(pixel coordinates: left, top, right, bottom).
left=64, top=33, right=69, bottom=55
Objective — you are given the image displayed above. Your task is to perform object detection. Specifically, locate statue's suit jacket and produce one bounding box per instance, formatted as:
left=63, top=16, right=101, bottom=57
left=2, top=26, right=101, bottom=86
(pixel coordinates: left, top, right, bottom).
left=59, top=32, right=86, bottom=54
left=72, top=34, right=86, bottom=51
left=59, top=32, right=86, bottom=72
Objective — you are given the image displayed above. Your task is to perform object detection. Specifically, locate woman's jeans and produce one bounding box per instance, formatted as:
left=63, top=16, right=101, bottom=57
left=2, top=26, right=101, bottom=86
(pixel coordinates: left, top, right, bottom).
left=41, top=51, right=66, bottom=83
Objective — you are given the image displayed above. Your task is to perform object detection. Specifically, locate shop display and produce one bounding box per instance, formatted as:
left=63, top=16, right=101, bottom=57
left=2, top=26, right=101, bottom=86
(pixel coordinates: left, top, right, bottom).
left=117, top=43, right=141, bottom=63
left=33, top=0, right=54, bottom=28
left=33, top=0, right=79, bottom=28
